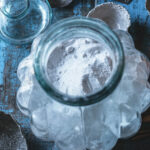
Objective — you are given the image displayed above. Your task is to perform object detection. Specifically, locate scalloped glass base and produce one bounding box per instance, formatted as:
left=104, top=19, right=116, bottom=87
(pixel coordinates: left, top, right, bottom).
left=16, top=29, right=150, bottom=150
left=0, top=0, right=52, bottom=44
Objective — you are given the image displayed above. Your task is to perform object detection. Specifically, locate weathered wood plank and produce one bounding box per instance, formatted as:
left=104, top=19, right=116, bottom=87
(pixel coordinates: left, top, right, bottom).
left=0, top=0, right=150, bottom=149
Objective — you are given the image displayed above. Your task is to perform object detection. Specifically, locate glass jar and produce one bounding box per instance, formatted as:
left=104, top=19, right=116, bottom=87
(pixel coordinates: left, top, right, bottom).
left=0, top=0, right=52, bottom=44
left=17, top=17, right=150, bottom=150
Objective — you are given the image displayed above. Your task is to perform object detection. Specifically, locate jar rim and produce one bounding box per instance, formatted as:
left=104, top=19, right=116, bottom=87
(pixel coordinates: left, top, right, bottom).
left=33, top=17, right=124, bottom=106
left=0, top=0, right=30, bottom=19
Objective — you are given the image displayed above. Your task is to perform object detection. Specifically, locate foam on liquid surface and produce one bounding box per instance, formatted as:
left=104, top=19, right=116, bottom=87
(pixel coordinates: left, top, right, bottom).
left=47, top=38, right=115, bottom=96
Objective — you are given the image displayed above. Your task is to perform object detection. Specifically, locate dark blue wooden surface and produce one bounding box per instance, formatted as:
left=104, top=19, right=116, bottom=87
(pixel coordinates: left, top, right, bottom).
left=0, top=0, right=150, bottom=150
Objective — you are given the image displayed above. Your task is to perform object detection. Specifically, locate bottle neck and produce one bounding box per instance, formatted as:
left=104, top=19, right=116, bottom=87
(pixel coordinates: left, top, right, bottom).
left=0, top=0, right=29, bottom=19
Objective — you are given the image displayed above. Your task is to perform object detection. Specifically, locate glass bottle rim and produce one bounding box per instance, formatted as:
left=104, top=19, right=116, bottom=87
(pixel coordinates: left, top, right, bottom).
left=33, top=17, right=124, bottom=106
left=0, top=0, right=52, bottom=19
left=0, top=0, right=30, bottom=19
left=0, top=0, right=52, bottom=44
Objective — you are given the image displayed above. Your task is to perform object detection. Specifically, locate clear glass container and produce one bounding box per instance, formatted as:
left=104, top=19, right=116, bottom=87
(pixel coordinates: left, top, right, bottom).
left=17, top=17, right=150, bottom=150
left=0, top=0, right=52, bottom=44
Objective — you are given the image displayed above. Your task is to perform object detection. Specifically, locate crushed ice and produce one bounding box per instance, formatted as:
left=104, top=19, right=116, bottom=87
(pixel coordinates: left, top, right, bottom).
left=17, top=30, right=150, bottom=150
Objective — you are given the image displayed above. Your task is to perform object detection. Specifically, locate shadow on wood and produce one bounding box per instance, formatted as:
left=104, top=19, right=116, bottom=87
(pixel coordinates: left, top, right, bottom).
left=129, top=21, right=150, bottom=58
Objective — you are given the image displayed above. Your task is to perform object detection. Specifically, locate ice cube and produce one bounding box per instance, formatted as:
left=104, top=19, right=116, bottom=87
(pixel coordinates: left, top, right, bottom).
left=17, top=56, right=34, bottom=82
left=17, top=88, right=30, bottom=116
left=119, top=104, right=141, bottom=138
left=114, top=30, right=135, bottom=50
left=31, top=124, right=49, bottom=141
left=83, top=101, right=118, bottom=150
left=31, top=107, right=49, bottom=140
left=46, top=102, right=85, bottom=149
left=28, top=78, right=51, bottom=112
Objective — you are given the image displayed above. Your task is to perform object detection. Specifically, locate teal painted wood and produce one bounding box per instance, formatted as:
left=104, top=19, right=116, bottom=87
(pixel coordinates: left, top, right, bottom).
left=0, top=0, right=150, bottom=149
